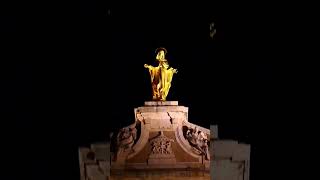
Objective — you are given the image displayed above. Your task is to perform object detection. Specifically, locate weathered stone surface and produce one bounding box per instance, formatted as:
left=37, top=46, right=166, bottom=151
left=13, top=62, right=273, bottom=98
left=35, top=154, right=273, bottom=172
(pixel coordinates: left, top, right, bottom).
left=212, top=140, right=250, bottom=180
left=145, top=101, right=178, bottom=106
left=110, top=169, right=210, bottom=180
left=79, top=147, right=96, bottom=164
left=79, top=148, right=89, bottom=180
left=233, top=144, right=251, bottom=161
left=210, top=125, right=218, bottom=139
left=91, top=143, right=108, bottom=160
left=99, top=161, right=110, bottom=176
left=127, top=131, right=199, bottom=164
left=211, top=160, right=243, bottom=180
left=79, top=101, right=250, bottom=180
left=86, top=164, right=106, bottom=180
left=136, top=106, right=188, bottom=113
left=135, top=106, right=188, bottom=132
left=79, top=143, right=111, bottom=180
left=112, top=102, right=211, bottom=173
left=213, top=140, right=238, bottom=158
left=147, top=131, right=176, bottom=165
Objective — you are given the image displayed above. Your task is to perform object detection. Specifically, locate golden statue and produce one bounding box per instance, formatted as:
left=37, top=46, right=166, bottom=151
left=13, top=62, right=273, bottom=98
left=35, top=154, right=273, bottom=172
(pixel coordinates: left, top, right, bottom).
left=144, top=47, right=178, bottom=101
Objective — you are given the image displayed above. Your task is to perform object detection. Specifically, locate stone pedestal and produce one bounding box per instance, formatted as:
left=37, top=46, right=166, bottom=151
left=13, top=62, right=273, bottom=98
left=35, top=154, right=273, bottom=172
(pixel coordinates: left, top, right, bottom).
left=79, top=101, right=251, bottom=180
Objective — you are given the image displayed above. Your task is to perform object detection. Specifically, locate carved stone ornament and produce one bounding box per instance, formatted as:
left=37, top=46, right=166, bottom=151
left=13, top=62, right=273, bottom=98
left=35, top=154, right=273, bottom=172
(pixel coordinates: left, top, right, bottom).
left=113, top=126, right=137, bottom=161
left=185, top=126, right=210, bottom=160
left=150, top=131, right=174, bottom=155
left=147, top=131, right=176, bottom=164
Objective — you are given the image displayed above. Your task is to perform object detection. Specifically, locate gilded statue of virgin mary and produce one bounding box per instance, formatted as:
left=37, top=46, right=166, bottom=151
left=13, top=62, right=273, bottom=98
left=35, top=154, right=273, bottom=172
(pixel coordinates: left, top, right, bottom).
left=144, top=47, right=178, bottom=101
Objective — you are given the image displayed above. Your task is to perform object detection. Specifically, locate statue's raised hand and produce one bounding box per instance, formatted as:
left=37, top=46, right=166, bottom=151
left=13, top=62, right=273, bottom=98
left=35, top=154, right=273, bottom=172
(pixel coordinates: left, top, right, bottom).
left=173, top=68, right=178, bottom=74
left=144, top=64, right=150, bottom=69
left=169, top=68, right=178, bottom=74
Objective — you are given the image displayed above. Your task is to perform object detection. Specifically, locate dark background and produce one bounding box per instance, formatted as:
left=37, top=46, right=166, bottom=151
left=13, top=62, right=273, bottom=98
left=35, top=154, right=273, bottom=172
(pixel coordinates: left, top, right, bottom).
left=1, top=1, right=297, bottom=180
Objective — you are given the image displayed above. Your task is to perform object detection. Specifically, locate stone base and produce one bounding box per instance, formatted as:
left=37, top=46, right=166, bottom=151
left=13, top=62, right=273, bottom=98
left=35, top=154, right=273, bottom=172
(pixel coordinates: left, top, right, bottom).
left=148, top=158, right=177, bottom=165
left=110, top=169, right=210, bottom=180
left=145, top=101, right=178, bottom=106
left=148, top=154, right=176, bottom=165
left=78, top=102, right=251, bottom=180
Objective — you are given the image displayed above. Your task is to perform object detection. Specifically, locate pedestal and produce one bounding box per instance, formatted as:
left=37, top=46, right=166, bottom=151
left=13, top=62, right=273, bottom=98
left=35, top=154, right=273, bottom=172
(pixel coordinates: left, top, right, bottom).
left=78, top=101, right=251, bottom=180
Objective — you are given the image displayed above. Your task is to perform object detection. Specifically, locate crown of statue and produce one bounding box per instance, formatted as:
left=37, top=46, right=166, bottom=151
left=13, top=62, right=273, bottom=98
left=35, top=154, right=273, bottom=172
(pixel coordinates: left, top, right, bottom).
left=155, top=47, right=167, bottom=55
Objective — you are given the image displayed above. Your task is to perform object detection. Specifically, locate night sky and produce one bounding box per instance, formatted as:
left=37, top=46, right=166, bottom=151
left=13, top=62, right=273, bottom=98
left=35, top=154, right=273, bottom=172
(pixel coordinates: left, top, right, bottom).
left=1, top=1, right=297, bottom=180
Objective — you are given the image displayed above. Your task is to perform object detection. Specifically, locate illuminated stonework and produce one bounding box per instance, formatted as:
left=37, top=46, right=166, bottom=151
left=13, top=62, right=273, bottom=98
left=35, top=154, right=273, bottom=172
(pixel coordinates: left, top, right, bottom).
left=148, top=131, right=176, bottom=165
left=79, top=102, right=250, bottom=180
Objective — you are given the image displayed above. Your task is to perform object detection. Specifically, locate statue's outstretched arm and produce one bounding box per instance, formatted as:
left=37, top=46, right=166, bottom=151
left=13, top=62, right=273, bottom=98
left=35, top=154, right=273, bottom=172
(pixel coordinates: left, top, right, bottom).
left=169, top=67, right=178, bottom=74
left=173, top=68, right=178, bottom=74
left=144, top=64, right=155, bottom=70
left=144, top=64, right=150, bottom=69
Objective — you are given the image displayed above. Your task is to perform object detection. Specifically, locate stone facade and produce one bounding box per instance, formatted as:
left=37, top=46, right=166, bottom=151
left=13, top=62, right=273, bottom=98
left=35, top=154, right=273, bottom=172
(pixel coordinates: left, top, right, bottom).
left=79, top=101, right=250, bottom=180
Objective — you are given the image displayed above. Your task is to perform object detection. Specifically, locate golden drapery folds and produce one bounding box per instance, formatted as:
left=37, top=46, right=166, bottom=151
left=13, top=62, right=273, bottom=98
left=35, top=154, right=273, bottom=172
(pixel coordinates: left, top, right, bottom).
left=144, top=48, right=178, bottom=101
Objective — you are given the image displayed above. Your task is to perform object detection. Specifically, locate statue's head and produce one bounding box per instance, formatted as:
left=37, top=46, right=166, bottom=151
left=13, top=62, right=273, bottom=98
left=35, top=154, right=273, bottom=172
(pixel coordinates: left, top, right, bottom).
left=155, top=47, right=167, bottom=60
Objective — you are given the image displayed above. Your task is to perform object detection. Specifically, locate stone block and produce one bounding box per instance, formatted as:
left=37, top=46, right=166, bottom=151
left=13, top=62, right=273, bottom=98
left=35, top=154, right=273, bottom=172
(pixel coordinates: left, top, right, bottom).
left=167, top=112, right=187, bottom=121
left=106, top=142, right=110, bottom=163
left=233, top=144, right=250, bottom=161
left=145, top=101, right=178, bottom=106
left=99, top=161, right=110, bottom=176
left=137, top=106, right=188, bottom=113
left=79, top=147, right=96, bottom=164
left=212, top=160, right=243, bottom=180
left=86, top=165, right=105, bottom=179
left=91, top=143, right=108, bottom=161
left=213, top=140, right=238, bottom=158
left=147, top=157, right=177, bottom=165
left=210, top=125, right=218, bottom=139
